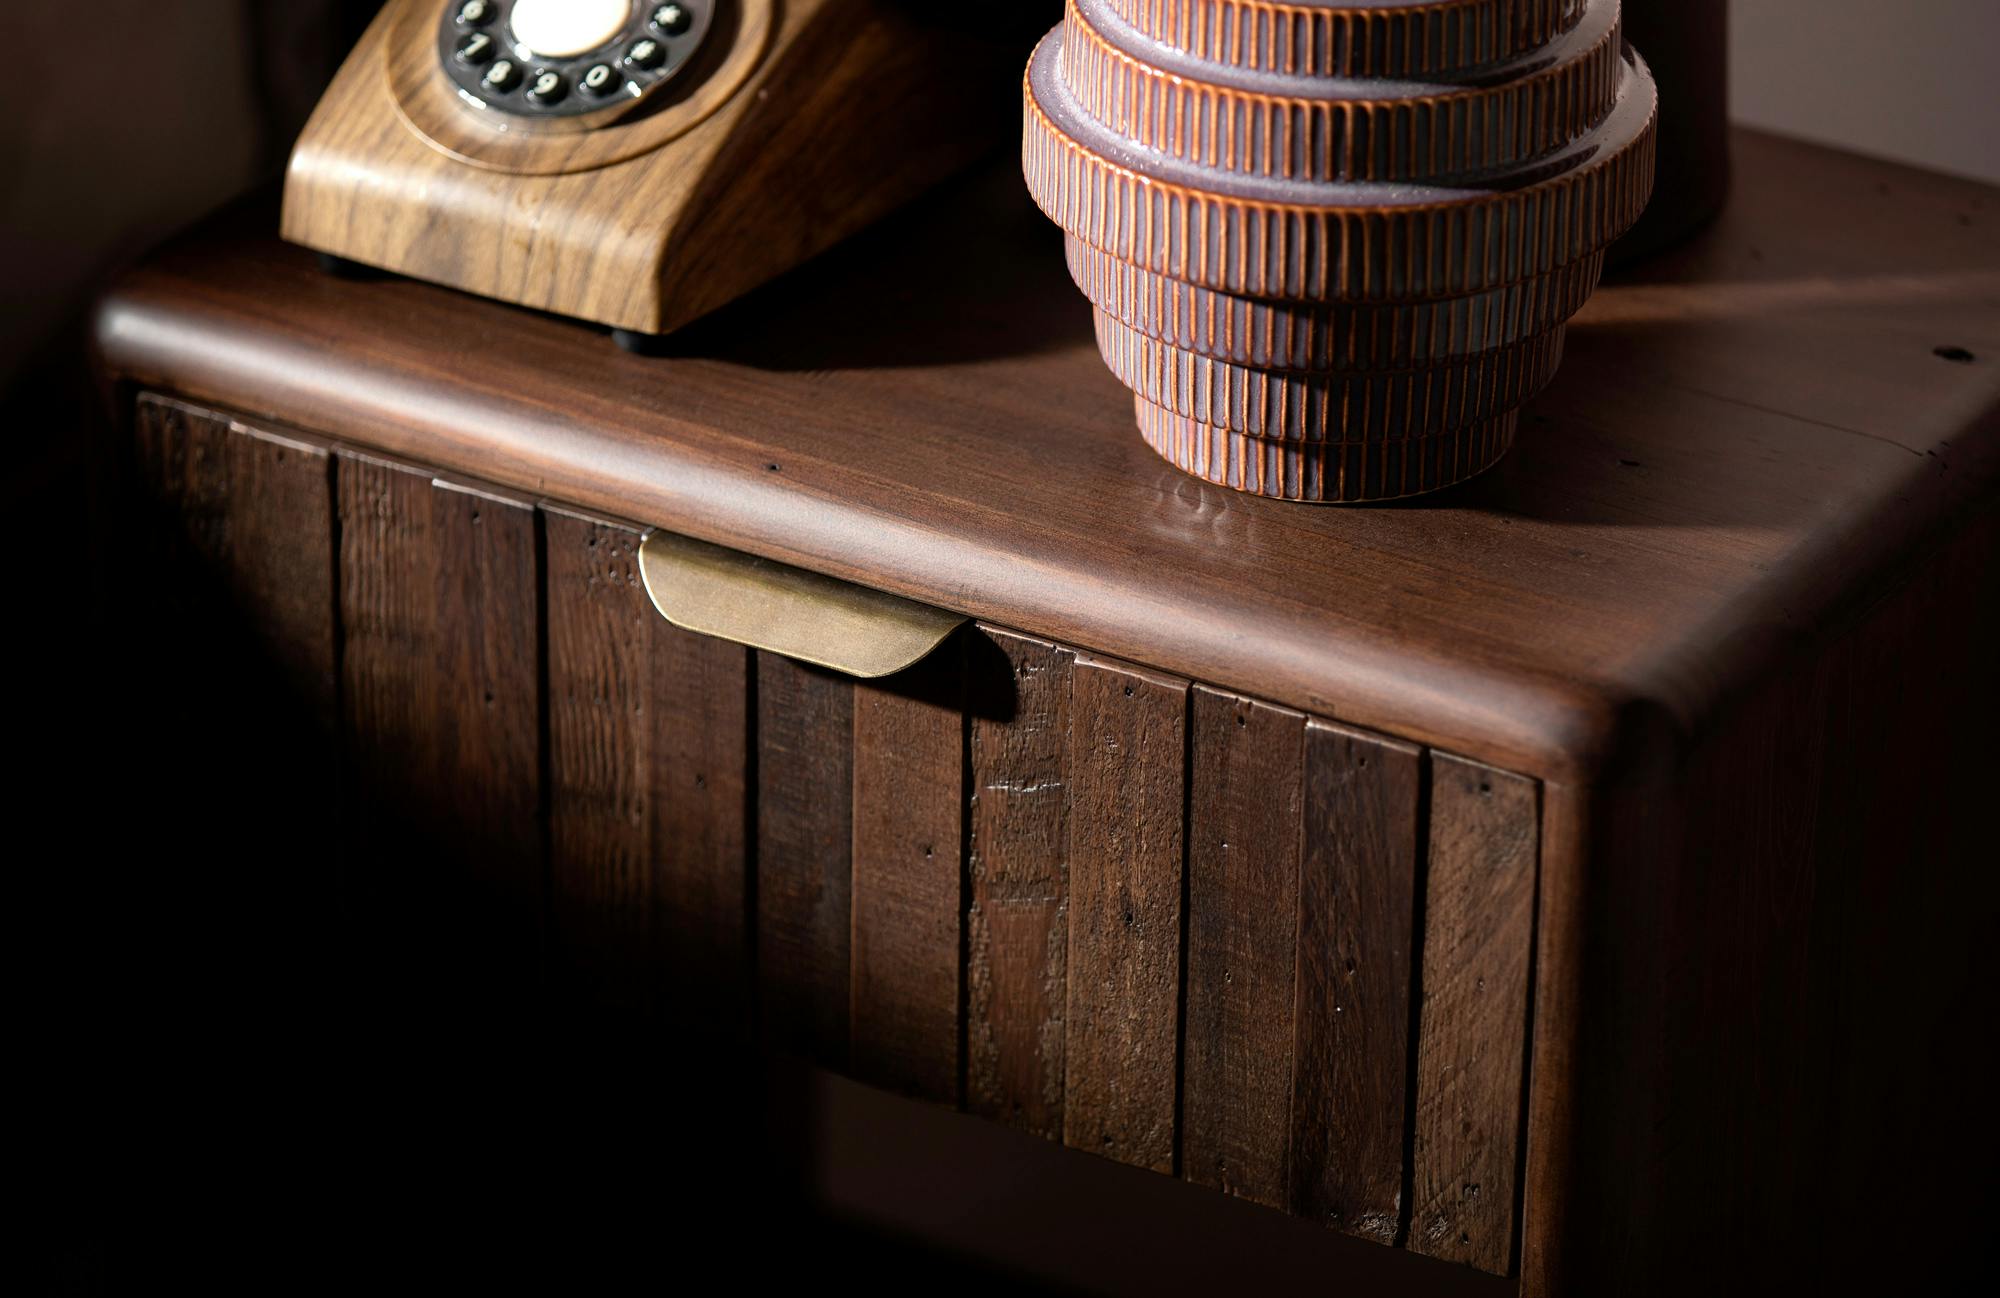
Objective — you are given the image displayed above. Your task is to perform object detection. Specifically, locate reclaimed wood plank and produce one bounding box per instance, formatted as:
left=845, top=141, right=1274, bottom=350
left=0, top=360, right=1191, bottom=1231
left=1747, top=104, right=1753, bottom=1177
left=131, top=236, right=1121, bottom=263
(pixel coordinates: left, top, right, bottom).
left=1063, top=655, right=1187, bottom=1173
left=543, top=512, right=752, bottom=1027
left=965, top=627, right=1072, bottom=1137
left=1182, top=686, right=1305, bottom=1208
left=338, top=455, right=542, bottom=1005
left=1291, top=719, right=1423, bottom=1242
left=757, top=652, right=854, bottom=1063
left=850, top=644, right=966, bottom=1102
left=1410, top=755, right=1539, bottom=1274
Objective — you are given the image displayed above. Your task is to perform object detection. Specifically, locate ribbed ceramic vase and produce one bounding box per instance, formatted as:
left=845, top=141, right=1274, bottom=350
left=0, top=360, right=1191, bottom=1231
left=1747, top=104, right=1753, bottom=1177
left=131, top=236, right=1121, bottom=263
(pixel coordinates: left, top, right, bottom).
left=1023, top=0, right=1659, bottom=502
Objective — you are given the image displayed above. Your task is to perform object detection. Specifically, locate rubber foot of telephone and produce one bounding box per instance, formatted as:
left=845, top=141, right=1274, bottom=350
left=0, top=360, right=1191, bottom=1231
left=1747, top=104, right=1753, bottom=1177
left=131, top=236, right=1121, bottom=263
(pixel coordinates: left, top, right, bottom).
left=316, top=253, right=383, bottom=280
left=613, top=329, right=673, bottom=356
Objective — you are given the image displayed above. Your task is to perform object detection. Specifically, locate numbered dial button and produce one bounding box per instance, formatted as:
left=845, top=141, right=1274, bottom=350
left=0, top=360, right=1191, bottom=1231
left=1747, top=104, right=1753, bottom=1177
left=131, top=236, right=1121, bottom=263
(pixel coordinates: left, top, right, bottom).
left=525, top=69, right=569, bottom=107
left=439, top=0, right=711, bottom=118
left=454, top=30, right=498, bottom=66
left=482, top=58, right=524, bottom=93
left=623, top=38, right=666, bottom=71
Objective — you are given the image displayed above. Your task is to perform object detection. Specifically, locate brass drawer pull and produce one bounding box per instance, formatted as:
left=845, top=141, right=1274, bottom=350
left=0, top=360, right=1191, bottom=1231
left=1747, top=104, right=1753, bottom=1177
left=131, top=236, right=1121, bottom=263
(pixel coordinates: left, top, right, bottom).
left=637, top=530, right=965, bottom=679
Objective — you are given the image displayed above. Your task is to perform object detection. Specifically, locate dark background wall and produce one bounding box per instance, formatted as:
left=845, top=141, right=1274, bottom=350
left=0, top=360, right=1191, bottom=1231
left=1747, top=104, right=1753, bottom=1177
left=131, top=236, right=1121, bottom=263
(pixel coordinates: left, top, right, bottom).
left=0, top=2, right=378, bottom=404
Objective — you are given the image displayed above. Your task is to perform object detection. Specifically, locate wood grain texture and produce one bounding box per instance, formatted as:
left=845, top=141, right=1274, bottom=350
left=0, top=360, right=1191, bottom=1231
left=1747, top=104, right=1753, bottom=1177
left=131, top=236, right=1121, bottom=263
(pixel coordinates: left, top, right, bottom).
left=1063, top=655, right=1188, bottom=1174
left=337, top=453, right=543, bottom=1003
left=1521, top=509, right=2000, bottom=1298
left=1181, top=687, right=1305, bottom=1208
left=965, top=628, right=1073, bottom=1138
left=756, top=652, right=854, bottom=1064
left=1410, top=755, right=1538, bottom=1275
left=132, top=396, right=336, bottom=731
left=282, top=0, right=1016, bottom=333
left=646, top=570, right=755, bottom=1036
left=106, top=132, right=2000, bottom=782
left=850, top=645, right=965, bottom=1103
left=1291, top=720, right=1422, bottom=1242
left=543, top=510, right=751, bottom=1027
left=545, top=512, right=655, bottom=1015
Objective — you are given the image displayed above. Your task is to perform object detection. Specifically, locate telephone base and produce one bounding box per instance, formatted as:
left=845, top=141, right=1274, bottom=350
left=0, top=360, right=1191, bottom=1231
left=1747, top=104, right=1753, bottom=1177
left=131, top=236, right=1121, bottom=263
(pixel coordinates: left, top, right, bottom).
left=282, top=0, right=1017, bottom=338
left=613, top=329, right=673, bottom=357
left=315, top=253, right=381, bottom=281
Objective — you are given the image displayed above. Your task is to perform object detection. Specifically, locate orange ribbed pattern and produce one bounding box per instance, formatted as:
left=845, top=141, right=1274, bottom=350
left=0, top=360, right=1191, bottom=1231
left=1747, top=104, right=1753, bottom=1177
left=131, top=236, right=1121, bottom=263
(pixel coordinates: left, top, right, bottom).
left=1024, top=0, right=1656, bottom=501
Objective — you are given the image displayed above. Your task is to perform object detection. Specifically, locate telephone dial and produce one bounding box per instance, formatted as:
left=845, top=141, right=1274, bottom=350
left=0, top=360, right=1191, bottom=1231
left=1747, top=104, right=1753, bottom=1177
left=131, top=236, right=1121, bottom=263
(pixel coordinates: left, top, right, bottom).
left=283, top=1, right=1019, bottom=350
left=439, top=1, right=714, bottom=118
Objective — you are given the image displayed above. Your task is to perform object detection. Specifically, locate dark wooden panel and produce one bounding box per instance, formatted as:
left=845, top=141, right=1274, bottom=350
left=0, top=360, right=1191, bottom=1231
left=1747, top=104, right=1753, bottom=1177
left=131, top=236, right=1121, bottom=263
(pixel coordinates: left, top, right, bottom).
left=544, top=513, right=653, bottom=1015
left=338, top=454, right=543, bottom=1003
left=1182, top=687, right=1306, bottom=1208
left=1064, top=655, right=1188, bottom=1173
left=850, top=644, right=965, bottom=1103
left=1292, top=720, right=1423, bottom=1242
left=646, top=580, right=755, bottom=1036
left=965, top=628, right=1072, bottom=1137
left=134, top=396, right=336, bottom=729
left=543, top=511, right=752, bottom=1027
left=1410, top=756, right=1538, bottom=1275
left=757, top=652, right=854, bottom=1063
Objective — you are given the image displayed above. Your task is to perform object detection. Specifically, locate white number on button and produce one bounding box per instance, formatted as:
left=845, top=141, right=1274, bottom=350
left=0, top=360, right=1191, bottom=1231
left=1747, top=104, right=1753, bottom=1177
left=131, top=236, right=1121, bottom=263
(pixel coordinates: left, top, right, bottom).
left=534, top=73, right=560, bottom=94
left=584, top=65, right=613, bottom=90
left=460, top=1, right=490, bottom=21
left=463, top=33, right=492, bottom=57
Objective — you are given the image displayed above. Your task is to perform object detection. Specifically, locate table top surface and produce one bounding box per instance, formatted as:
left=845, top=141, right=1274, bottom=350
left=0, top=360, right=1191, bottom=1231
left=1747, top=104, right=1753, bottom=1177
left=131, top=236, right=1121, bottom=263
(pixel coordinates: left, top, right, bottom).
left=96, top=130, right=2000, bottom=781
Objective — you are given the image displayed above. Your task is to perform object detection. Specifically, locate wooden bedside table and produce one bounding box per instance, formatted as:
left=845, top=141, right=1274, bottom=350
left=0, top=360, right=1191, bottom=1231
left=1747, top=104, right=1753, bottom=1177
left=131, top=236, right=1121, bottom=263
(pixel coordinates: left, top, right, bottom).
left=95, top=130, right=1999, bottom=1295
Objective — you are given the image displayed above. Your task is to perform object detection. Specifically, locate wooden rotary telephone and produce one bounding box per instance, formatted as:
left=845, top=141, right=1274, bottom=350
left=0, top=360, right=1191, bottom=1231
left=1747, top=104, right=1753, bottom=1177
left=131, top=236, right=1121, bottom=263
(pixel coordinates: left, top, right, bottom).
left=283, top=1, right=1019, bottom=350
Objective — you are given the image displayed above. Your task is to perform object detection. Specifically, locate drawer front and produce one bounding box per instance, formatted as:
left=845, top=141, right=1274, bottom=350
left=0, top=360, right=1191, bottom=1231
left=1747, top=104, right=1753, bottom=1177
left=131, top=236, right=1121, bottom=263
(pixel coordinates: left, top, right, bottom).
left=134, top=394, right=1541, bottom=1278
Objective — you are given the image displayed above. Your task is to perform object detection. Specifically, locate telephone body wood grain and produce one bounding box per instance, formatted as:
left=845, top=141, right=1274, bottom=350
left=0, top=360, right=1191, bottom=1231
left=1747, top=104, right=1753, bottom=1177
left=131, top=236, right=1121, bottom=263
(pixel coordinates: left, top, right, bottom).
left=282, top=0, right=1015, bottom=334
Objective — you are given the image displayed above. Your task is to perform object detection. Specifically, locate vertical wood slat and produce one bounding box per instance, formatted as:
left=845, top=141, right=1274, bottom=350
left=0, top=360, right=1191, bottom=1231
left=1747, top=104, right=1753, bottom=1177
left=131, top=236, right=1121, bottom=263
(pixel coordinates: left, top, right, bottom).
left=1410, top=754, right=1539, bottom=1274
left=850, top=643, right=966, bottom=1102
left=543, top=514, right=650, bottom=1014
left=1182, top=687, right=1306, bottom=1208
left=1291, top=720, right=1423, bottom=1242
left=757, top=652, right=854, bottom=1064
left=338, top=454, right=542, bottom=1003
left=133, top=397, right=337, bottom=729
left=965, top=629, right=1073, bottom=1137
left=648, top=567, right=755, bottom=1036
left=1063, top=655, right=1187, bottom=1173
left=542, top=511, right=751, bottom=1029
